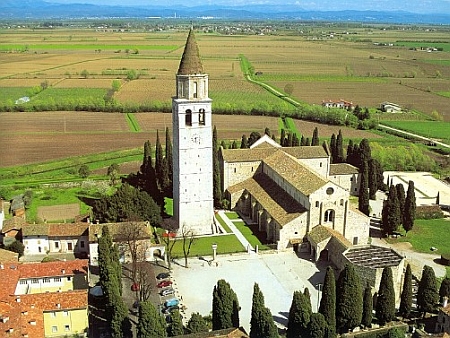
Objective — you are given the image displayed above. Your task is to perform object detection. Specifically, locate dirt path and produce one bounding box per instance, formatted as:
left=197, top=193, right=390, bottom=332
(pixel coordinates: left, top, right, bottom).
left=371, top=237, right=446, bottom=278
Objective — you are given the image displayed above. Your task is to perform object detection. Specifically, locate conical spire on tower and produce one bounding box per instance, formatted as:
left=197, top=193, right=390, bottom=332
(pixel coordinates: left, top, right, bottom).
left=177, top=29, right=204, bottom=75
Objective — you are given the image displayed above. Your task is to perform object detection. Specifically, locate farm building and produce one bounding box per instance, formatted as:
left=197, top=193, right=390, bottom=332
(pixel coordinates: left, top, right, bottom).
left=322, top=99, right=354, bottom=110
left=380, top=101, right=402, bottom=113
left=220, top=135, right=367, bottom=251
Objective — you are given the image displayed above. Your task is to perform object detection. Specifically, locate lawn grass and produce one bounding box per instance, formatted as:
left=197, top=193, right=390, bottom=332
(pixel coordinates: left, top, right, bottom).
left=170, top=234, right=245, bottom=258
left=381, top=121, right=450, bottom=143
left=232, top=221, right=270, bottom=250
left=215, top=213, right=232, bottom=233
left=224, top=211, right=240, bottom=220
left=164, top=198, right=173, bottom=217
left=388, top=218, right=450, bottom=258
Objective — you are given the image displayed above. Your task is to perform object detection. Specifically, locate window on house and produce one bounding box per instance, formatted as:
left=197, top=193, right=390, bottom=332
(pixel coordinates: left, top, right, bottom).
left=31, top=279, right=39, bottom=284
left=185, top=109, right=192, bottom=126
left=65, top=325, right=70, bottom=332
left=234, top=168, right=236, bottom=173
left=193, top=82, right=198, bottom=98
left=353, top=237, right=359, bottom=245
left=67, top=276, right=71, bottom=281
left=315, top=201, right=319, bottom=208
left=63, top=311, right=69, bottom=317
left=54, top=278, right=61, bottom=283
left=320, top=162, right=323, bottom=167
left=54, top=241, right=59, bottom=249
left=43, top=278, right=51, bottom=283
left=51, top=312, right=56, bottom=318
left=324, top=209, right=335, bottom=223
left=199, top=109, right=205, bottom=125
left=52, top=326, right=58, bottom=333
left=350, top=177, right=353, bottom=182
left=20, top=280, right=28, bottom=285
left=340, top=199, right=344, bottom=206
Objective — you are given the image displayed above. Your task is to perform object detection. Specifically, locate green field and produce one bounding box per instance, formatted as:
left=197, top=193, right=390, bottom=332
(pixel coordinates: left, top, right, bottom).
left=0, top=44, right=177, bottom=51
left=170, top=234, right=245, bottom=258
left=0, top=88, right=30, bottom=102
left=382, top=121, right=450, bottom=143
left=396, top=41, right=450, bottom=52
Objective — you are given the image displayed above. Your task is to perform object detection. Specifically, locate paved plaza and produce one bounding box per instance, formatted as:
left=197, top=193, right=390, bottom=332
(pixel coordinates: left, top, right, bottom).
left=170, top=251, right=326, bottom=333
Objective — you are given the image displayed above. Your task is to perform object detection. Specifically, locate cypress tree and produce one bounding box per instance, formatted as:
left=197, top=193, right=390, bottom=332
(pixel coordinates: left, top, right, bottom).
left=303, top=287, right=312, bottom=315
left=346, top=140, right=354, bottom=166
left=382, top=185, right=401, bottom=236
left=312, top=127, right=319, bottom=146
left=165, top=127, right=173, bottom=195
left=280, top=129, right=286, bottom=146
left=213, top=126, right=222, bottom=207
left=264, top=127, right=271, bottom=136
left=417, top=265, right=439, bottom=317
left=399, top=264, right=413, bottom=318
left=286, top=132, right=293, bottom=147
left=231, top=140, right=238, bottom=149
left=336, top=130, right=344, bottom=163
left=336, top=264, right=363, bottom=333
left=141, top=140, right=152, bottom=174
left=212, top=279, right=240, bottom=330
left=186, top=313, right=209, bottom=334
left=330, top=134, right=336, bottom=164
left=137, top=301, right=167, bottom=338
left=403, top=180, right=416, bottom=233
left=319, top=266, right=336, bottom=334
left=155, top=130, right=163, bottom=188
left=396, top=184, right=406, bottom=220
left=287, top=290, right=311, bottom=338
left=376, top=267, right=396, bottom=325
left=160, top=157, right=171, bottom=196
left=359, top=160, right=370, bottom=216
left=240, top=134, right=248, bottom=149
left=305, top=137, right=311, bottom=146
left=292, top=133, right=299, bottom=147
left=308, top=313, right=328, bottom=338
left=250, top=283, right=278, bottom=338
left=168, top=309, right=184, bottom=336
left=439, top=277, right=450, bottom=301
left=359, top=139, right=371, bottom=169
left=368, top=159, right=378, bottom=200
left=362, top=284, right=373, bottom=328
left=300, top=135, right=306, bottom=146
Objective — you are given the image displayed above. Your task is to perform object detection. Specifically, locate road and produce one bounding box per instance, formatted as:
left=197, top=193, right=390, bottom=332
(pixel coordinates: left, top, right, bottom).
left=378, top=124, right=450, bottom=149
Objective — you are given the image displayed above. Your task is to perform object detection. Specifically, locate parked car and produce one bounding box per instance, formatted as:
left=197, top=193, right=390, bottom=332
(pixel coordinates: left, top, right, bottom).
left=156, top=272, right=171, bottom=280
left=157, top=280, right=173, bottom=288
left=131, top=283, right=140, bottom=291
left=164, top=298, right=179, bottom=308
left=160, top=288, right=175, bottom=297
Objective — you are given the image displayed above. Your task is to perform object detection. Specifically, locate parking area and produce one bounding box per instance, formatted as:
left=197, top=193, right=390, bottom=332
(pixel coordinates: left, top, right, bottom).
left=171, top=251, right=325, bottom=333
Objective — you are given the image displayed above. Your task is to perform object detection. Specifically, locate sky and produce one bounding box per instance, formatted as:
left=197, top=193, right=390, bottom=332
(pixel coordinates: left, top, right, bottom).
left=49, top=0, right=450, bottom=14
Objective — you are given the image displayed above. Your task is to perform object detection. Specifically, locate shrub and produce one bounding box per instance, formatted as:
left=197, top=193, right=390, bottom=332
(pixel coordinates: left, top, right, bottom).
left=415, top=205, right=444, bottom=219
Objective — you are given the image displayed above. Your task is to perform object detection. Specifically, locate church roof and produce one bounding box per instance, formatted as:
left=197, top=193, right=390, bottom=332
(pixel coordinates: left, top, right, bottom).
left=227, top=173, right=306, bottom=226
left=263, top=150, right=328, bottom=196
left=283, top=146, right=328, bottom=159
left=308, top=225, right=352, bottom=248
left=329, top=163, right=359, bottom=175
left=177, top=29, right=204, bottom=75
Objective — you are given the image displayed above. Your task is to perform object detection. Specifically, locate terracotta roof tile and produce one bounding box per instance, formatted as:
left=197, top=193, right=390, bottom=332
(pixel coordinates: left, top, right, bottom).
left=22, top=224, right=49, bottom=237
left=20, top=290, right=88, bottom=311
left=263, top=150, right=328, bottom=196
left=1, top=216, right=26, bottom=233
left=89, top=222, right=152, bottom=242
left=221, top=147, right=276, bottom=163
left=48, top=223, right=89, bottom=237
left=228, top=173, right=306, bottom=226
left=0, top=264, right=20, bottom=299
left=18, top=259, right=88, bottom=279
left=308, top=225, right=352, bottom=248
left=283, top=146, right=328, bottom=159
left=0, top=249, right=19, bottom=263
left=329, top=163, right=359, bottom=175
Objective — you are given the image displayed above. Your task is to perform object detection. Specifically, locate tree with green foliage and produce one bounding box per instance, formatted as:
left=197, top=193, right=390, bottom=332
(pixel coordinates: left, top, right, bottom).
left=336, top=130, right=344, bottom=163
left=139, top=141, right=162, bottom=206
left=358, top=139, right=371, bottom=169
left=312, top=127, right=319, bottom=146
left=248, top=132, right=261, bottom=147
left=212, top=279, right=240, bottom=330
left=160, top=157, right=171, bottom=196
left=78, top=164, right=90, bottom=178
left=362, top=284, right=373, bottom=328
left=300, top=135, right=306, bottom=146
left=155, top=130, right=163, bottom=187
left=319, top=266, right=336, bottom=334
left=330, top=133, right=337, bottom=163
left=186, top=313, right=209, bottom=334
left=359, top=161, right=370, bottom=216
left=250, top=283, right=278, bottom=338
left=213, top=126, right=223, bottom=208
left=308, top=313, right=328, bottom=338
left=240, top=134, right=248, bottom=149
left=382, top=185, right=401, bottom=236
left=417, top=265, right=439, bottom=317
left=396, top=184, right=406, bottom=219
left=137, top=301, right=167, bottom=338
left=231, top=140, right=238, bottom=149
left=368, top=159, right=379, bottom=200
left=399, top=264, right=413, bottom=318
left=264, top=127, right=271, bottom=136
left=93, top=184, right=162, bottom=225
left=6, top=240, right=25, bottom=257
left=376, top=267, right=396, bottom=325
left=346, top=140, right=355, bottom=166
left=107, top=163, right=120, bottom=186
left=168, top=309, right=184, bottom=336
left=287, top=290, right=311, bottom=338
left=165, top=127, right=173, bottom=197
left=336, top=264, right=363, bottom=333
left=439, top=277, right=450, bottom=302
left=403, top=180, right=416, bottom=234
left=280, top=129, right=286, bottom=146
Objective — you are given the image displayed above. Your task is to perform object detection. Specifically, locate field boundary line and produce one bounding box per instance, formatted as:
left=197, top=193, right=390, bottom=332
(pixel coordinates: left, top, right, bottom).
left=379, top=124, right=450, bottom=148
left=125, top=113, right=141, bottom=132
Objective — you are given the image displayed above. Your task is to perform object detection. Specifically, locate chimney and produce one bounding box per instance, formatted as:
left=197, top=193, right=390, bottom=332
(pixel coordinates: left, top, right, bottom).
left=56, top=303, right=61, bottom=309
left=16, top=296, right=21, bottom=303
left=61, top=269, right=65, bottom=274
left=0, top=263, right=4, bottom=269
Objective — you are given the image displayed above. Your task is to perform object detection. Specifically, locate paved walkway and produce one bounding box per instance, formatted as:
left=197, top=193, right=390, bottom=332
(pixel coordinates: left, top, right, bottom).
left=217, top=210, right=255, bottom=253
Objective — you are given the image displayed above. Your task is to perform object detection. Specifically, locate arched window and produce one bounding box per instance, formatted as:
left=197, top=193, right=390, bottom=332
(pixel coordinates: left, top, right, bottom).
left=185, top=109, right=192, bottom=126
left=199, top=108, right=205, bottom=125
left=324, top=209, right=335, bottom=223
left=193, top=82, right=198, bottom=98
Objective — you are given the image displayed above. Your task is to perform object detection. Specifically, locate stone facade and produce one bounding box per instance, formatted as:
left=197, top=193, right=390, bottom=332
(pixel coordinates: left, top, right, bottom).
left=221, top=135, right=370, bottom=251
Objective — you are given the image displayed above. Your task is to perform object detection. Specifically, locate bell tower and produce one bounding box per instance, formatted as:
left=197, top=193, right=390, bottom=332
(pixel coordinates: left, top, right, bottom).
left=172, top=29, right=214, bottom=235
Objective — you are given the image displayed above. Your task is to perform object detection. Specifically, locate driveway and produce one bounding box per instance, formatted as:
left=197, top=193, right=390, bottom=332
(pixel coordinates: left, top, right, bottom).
left=171, top=251, right=325, bottom=333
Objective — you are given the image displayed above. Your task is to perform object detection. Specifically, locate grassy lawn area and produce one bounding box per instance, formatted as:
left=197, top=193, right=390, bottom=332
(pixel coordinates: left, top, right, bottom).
left=164, top=198, right=173, bottom=216
left=170, top=234, right=245, bottom=258
left=215, top=213, right=232, bottom=233
left=389, top=219, right=450, bottom=257
left=233, top=221, right=271, bottom=250
left=224, top=211, right=240, bottom=220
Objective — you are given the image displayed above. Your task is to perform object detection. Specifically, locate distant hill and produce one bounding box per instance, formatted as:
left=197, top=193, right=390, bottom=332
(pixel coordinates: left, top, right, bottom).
left=0, top=0, right=449, bottom=24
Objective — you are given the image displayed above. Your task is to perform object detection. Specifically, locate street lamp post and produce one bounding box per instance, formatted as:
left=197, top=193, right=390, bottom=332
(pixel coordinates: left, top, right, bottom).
left=212, top=243, right=218, bottom=261
left=316, top=283, right=322, bottom=311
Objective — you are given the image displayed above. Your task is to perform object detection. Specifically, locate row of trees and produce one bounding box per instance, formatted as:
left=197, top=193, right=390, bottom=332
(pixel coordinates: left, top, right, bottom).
left=382, top=181, right=416, bottom=235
